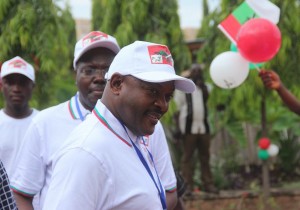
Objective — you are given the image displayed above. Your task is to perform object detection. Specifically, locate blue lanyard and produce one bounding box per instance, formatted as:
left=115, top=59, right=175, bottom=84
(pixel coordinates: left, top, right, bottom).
left=121, top=123, right=167, bottom=210
left=75, top=93, right=85, bottom=121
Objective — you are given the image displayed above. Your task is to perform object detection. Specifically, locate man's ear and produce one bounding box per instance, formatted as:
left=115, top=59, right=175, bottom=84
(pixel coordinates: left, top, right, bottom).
left=109, top=73, right=124, bottom=94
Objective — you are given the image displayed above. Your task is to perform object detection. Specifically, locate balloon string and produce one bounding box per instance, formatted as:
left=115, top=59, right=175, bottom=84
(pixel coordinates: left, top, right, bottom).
left=253, top=63, right=261, bottom=72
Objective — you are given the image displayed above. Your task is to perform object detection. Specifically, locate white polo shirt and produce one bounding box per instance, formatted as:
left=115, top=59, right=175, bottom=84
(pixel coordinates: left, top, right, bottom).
left=0, top=109, right=39, bottom=178
left=43, top=100, right=176, bottom=210
left=10, top=93, right=90, bottom=209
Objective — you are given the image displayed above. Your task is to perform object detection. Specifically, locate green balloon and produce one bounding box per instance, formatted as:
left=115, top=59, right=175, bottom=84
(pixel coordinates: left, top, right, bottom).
left=230, top=43, right=264, bottom=70
left=249, top=63, right=263, bottom=70
left=230, top=43, right=238, bottom=52
left=258, top=149, right=269, bottom=160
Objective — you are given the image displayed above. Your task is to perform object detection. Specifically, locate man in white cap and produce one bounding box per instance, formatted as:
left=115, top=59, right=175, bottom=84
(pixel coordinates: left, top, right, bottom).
left=10, top=31, right=120, bottom=210
left=43, top=41, right=195, bottom=210
left=0, top=56, right=38, bottom=178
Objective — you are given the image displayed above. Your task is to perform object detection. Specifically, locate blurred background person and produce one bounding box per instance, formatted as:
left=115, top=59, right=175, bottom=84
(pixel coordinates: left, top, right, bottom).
left=173, top=63, right=218, bottom=196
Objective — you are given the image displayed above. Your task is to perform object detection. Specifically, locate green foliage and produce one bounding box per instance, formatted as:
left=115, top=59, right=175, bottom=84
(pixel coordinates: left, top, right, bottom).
left=0, top=0, right=77, bottom=109
left=277, top=132, right=300, bottom=174
left=268, top=0, right=300, bottom=90
left=160, top=99, right=177, bottom=126
left=266, top=107, right=300, bottom=138
left=211, top=161, right=231, bottom=189
left=92, top=0, right=191, bottom=73
left=92, top=0, right=107, bottom=30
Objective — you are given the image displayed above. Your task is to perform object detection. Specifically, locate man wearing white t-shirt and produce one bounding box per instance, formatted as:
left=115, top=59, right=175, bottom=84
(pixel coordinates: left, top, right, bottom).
left=43, top=41, right=196, bottom=210
left=0, top=56, right=39, bottom=178
left=10, top=31, right=120, bottom=210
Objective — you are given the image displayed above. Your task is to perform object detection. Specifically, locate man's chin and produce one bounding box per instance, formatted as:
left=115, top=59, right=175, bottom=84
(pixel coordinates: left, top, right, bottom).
left=90, top=94, right=102, bottom=103
left=12, top=104, right=24, bottom=110
left=143, top=127, right=156, bottom=136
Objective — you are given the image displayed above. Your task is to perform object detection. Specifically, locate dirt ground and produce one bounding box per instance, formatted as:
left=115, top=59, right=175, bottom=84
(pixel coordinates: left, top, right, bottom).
left=182, top=189, right=300, bottom=210
left=179, top=164, right=300, bottom=209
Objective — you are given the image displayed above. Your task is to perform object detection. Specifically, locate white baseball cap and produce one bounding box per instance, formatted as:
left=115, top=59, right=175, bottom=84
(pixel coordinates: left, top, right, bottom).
left=106, top=41, right=196, bottom=93
left=73, top=31, right=120, bottom=69
left=1, top=56, right=35, bottom=82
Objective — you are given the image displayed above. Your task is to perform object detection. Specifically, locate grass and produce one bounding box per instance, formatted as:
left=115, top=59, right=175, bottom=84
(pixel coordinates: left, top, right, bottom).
left=280, top=181, right=300, bottom=190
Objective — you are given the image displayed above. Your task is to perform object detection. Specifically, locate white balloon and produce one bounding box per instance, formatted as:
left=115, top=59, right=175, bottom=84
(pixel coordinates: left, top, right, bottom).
left=267, top=144, right=279, bottom=157
left=210, top=51, right=250, bottom=89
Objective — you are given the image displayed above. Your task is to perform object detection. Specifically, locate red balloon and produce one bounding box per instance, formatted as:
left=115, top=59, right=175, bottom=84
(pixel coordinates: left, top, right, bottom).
left=258, top=137, right=271, bottom=149
left=237, top=18, right=281, bottom=63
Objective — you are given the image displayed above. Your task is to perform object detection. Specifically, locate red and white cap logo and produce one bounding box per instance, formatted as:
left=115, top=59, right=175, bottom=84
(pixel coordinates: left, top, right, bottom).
left=148, top=45, right=173, bottom=66
left=73, top=31, right=120, bottom=69
left=82, top=31, right=109, bottom=47
left=0, top=56, right=35, bottom=82
left=8, top=59, right=27, bottom=70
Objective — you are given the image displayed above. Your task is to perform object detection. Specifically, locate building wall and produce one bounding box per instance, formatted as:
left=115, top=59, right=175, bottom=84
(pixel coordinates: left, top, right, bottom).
left=75, top=19, right=91, bottom=40
left=182, top=27, right=199, bottom=41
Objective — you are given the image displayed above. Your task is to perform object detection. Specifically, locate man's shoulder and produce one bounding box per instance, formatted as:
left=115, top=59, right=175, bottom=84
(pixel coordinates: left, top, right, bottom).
left=0, top=109, right=8, bottom=121
left=34, top=101, right=69, bottom=120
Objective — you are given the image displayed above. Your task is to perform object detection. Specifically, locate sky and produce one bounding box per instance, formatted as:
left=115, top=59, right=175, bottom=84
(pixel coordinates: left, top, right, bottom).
left=55, top=0, right=219, bottom=29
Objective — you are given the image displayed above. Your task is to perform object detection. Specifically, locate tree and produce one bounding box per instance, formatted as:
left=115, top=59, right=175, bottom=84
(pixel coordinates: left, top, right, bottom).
left=0, top=0, right=76, bottom=109
left=92, top=0, right=191, bottom=73
left=92, top=0, right=108, bottom=30
left=269, top=0, right=300, bottom=93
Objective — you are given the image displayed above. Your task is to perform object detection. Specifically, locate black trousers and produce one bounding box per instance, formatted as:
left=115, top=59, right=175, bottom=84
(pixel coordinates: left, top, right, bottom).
left=181, top=133, right=213, bottom=191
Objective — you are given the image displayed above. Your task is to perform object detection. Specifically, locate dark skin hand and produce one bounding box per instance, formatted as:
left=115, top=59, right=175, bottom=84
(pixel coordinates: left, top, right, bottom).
left=259, top=70, right=300, bottom=115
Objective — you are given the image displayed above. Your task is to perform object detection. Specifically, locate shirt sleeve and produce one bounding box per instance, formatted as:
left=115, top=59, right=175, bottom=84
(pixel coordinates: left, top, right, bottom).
left=10, top=120, right=45, bottom=196
left=43, top=148, right=110, bottom=210
left=150, top=122, right=176, bottom=192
